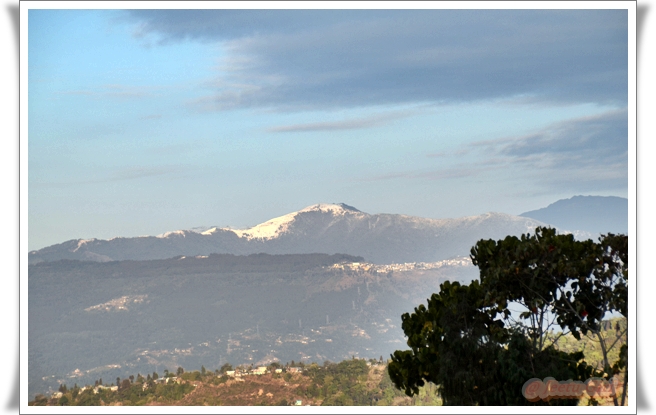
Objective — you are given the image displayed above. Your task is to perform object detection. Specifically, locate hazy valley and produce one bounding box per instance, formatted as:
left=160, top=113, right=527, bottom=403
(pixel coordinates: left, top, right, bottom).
left=28, top=196, right=628, bottom=400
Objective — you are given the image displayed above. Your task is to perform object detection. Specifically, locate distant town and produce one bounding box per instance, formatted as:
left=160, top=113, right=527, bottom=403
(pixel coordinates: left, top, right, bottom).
left=327, top=257, right=473, bottom=273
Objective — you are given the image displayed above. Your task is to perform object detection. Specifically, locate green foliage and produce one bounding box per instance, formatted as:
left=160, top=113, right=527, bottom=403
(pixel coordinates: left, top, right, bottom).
left=76, top=389, right=101, bottom=406
left=472, top=228, right=627, bottom=341
left=376, top=365, right=409, bottom=405
left=389, top=280, right=507, bottom=404
left=58, top=395, right=70, bottom=406
left=181, top=371, right=202, bottom=381
left=547, top=317, right=627, bottom=372
left=389, top=227, right=628, bottom=406
left=155, top=382, right=194, bottom=402
left=304, top=359, right=389, bottom=405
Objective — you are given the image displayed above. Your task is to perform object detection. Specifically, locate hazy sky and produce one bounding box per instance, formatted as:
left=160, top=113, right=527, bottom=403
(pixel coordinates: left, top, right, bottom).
left=27, top=7, right=630, bottom=251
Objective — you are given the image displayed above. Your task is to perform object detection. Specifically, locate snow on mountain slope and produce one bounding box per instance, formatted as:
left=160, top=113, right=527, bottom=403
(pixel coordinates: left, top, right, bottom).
left=230, top=203, right=366, bottom=240
left=231, top=211, right=299, bottom=240
left=156, top=230, right=187, bottom=238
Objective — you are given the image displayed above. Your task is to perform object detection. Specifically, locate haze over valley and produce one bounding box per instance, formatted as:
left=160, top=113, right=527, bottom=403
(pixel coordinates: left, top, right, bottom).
left=28, top=196, right=627, bottom=398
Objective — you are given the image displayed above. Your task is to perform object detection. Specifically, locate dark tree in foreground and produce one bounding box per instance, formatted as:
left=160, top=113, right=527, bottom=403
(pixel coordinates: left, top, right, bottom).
left=388, top=227, right=628, bottom=406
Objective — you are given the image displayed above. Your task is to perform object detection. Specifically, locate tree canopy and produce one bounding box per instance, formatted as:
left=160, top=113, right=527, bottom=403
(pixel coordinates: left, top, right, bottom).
left=388, top=227, right=628, bottom=406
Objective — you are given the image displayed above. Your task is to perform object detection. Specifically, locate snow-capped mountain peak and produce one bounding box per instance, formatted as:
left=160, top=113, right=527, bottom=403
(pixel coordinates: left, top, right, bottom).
left=298, top=203, right=363, bottom=215
left=224, top=203, right=366, bottom=241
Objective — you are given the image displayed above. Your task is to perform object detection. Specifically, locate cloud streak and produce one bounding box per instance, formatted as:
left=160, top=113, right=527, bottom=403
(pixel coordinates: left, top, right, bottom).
left=124, top=9, right=628, bottom=111
left=475, top=110, right=628, bottom=191
left=267, top=111, right=413, bottom=133
left=368, top=110, right=628, bottom=193
left=472, top=109, right=628, bottom=170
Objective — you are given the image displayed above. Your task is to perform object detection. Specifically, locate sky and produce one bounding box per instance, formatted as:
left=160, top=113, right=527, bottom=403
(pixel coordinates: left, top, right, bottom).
left=27, top=6, right=631, bottom=251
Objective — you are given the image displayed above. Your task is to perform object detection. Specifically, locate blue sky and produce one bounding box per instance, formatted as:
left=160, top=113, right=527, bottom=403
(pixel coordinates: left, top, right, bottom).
left=27, top=8, right=630, bottom=251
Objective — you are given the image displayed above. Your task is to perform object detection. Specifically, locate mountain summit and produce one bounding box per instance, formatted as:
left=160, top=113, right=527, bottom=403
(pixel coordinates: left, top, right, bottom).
left=202, top=203, right=364, bottom=241
left=29, top=203, right=546, bottom=264
left=520, top=195, right=628, bottom=235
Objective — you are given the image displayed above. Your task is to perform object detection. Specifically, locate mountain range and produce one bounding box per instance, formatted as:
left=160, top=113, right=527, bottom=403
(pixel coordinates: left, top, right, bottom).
left=30, top=196, right=627, bottom=265
left=28, top=204, right=542, bottom=265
